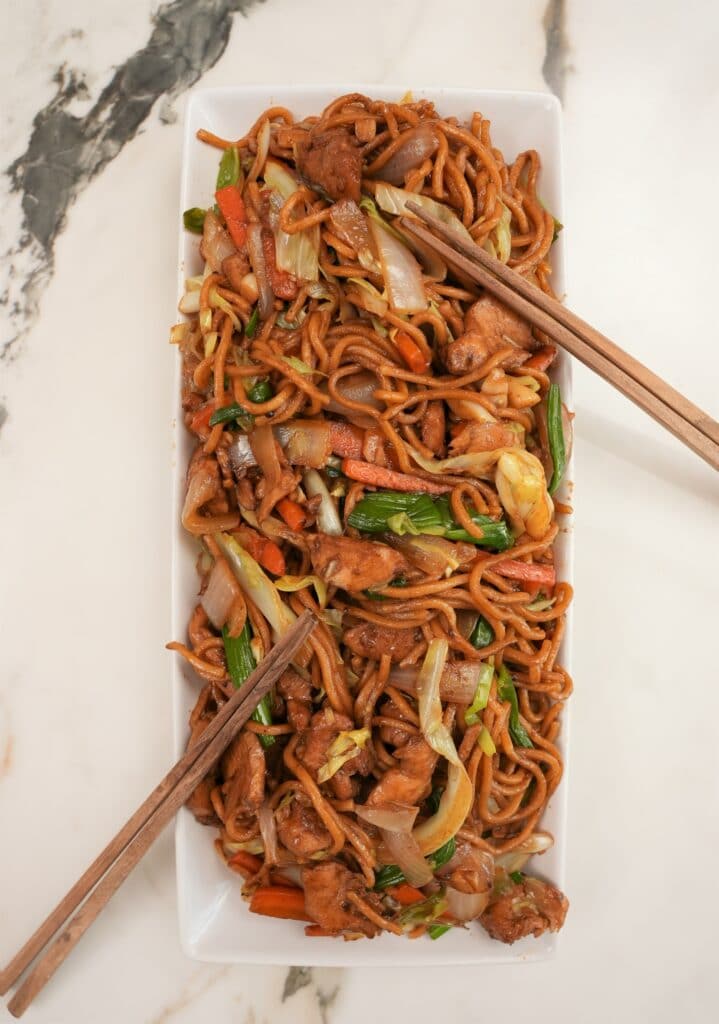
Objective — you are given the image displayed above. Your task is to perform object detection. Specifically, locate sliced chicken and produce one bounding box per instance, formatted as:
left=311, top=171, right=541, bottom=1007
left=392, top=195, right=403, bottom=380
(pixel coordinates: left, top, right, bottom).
left=365, top=734, right=437, bottom=807
left=481, top=876, right=569, bottom=944
left=420, top=401, right=446, bottom=455
left=308, top=534, right=407, bottom=592
left=443, top=295, right=535, bottom=375
left=277, top=667, right=312, bottom=731
left=302, top=862, right=383, bottom=937
left=276, top=792, right=332, bottom=859
left=344, top=622, right=422, bottom=663
left=296, top=128, right=363, bottom=202
left=222, top=731, right=265, bottom=813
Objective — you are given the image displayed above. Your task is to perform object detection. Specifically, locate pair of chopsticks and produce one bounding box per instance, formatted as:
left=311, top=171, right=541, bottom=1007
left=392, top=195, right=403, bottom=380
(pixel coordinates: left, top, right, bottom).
left=401, top=204, right=719, bottom=472
left=0, top=610, right=316, bottom=1018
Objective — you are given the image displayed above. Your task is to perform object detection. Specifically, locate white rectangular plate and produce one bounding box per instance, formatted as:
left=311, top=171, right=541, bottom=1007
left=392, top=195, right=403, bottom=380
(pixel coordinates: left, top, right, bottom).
left=172, top=84, right=572, bottom=966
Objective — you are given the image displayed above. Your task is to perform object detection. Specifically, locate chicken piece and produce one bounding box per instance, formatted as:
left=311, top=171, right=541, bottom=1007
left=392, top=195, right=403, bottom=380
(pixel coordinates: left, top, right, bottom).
left=450, top=421, right=520, bottom=455
left=302, top=862, right=383, bottom=937
left=438, top=841, right=494, bottom=896
left=344, top=622, right=422, bottom=664
left=222, top=731, right=265, bottom=812
left=222, top=252, right=250, bottom=293
left=308, top=534, right=407, bottom=593
left=186, top=777, right=218, bottom=826
left=366, top=734, right=437, bottom=807
left=420, top=401, right=446, bottom=455
left=276, top=792, right=332, bottom=859
left=296, top=127, right=363, bottom=202
left=277, top=667, right=312, bottom=731
left=443, top=295, right=535, bottom=375
left=481, top=876, right=569, bottom=944
left=377, top=695, right=415, bottom=749
left=296, top=707, right=372, bottom=798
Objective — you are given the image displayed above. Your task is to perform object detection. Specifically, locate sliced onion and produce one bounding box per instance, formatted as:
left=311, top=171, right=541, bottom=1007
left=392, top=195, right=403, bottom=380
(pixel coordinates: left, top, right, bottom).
left=246, top=222, right=273, bottom=319
left=381, top=828, right=432, bottom=887
left=456, top=610, right=479, bottom=641
left=355, top=802, right=419, bottom=833
left=383, top=534, right=464, bottom=579
left=368, top=215, right=427, bottom=314
left=417, top=639, right=459, bottom=766
left=179, top=290, right=200, bottom=314
left=249, top=423, right=282, bottom=489
left=445, top=886, right=490, bottom=922
left=325, top=370, right=382, bottom=414
left=328, top=198, right=379, bottom=272
left=408, top=445, right=517, bottom=481
left=200, top=558, right=240, bottom=630
left=274, top=420, right=331, bottom=468
left=372, top=126, right=439, bottom=185
left=303, top=469, right=342, bottom=536
left=494, top=832, right=554, bottom=874
left=446, top=397, right=498, bottom=424
left=258, top=803, right=279, bottom=866
left=201, top=209, right=237, bottom=273
left=248, top=118, right=271, bottom=183
left=396, top=224, right=447, bottom=281
left=413, top=759, right=473, bottom=857
left=227, top=435, right=257, bottom=474
left=389, top=662, right=481, bottom=704
left=346, top=278, right=388, bottom=316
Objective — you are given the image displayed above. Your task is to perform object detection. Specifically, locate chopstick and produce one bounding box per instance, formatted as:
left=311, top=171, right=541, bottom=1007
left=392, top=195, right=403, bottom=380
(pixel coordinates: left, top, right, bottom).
left=0, top=609, right=316, bottom=1018
left=401, top=204, right=719, bottom=472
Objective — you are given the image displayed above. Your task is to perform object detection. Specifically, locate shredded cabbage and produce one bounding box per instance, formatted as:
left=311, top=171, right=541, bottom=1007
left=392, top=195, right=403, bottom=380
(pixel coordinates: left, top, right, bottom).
left=375, top=183, right=473, bottom=242
left=317, top=728, right=370, bottom=783
left=215, top=532, right=296, bottom=639
left=483, top=202, right=512, bottom=263
left=478, top=726, right=496, bottom=756
left=464, top=663, right=494, bottom=725
left=264, top=158, right=320, bottom=282
left=275, top=574, right=328, bottom=608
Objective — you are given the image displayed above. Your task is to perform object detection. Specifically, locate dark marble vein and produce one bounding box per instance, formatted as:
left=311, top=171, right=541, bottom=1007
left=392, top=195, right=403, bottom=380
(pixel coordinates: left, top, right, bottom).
left=282, top=966, right=313, bottom=1001
left=542, top=0, right=569, bottom=101
left=2, top=0, right=262, bottom=360
left=0, top=402, right=7, bottom=435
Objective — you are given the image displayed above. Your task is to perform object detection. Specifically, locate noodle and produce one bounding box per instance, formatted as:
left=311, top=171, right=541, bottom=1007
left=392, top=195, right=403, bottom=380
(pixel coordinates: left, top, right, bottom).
left=171, top=94, right=572, bottom=945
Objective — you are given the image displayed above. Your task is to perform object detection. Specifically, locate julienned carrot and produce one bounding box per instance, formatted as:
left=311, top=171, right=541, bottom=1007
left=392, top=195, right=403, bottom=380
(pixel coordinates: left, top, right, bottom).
left=234, top=526, right=286, bottom=576
left=215, top=185, right=248, bottom=249
left=227, top=850, right=262, bottom=878
left=190, top=401, right=216, bottom=434
left=395, top=330, right=430, bottom=374
left=276, top=498, right=307, bottom=531
left=493, top=559, right=556, bottom=587
left=249, top=885, right=312, bottom=922
left=328, top=420, right=364, bottom=458
left=388, top=883, right=425, bottom=906
left=341, top=459, right=450, bottom=495
left=524, top=346, right=557, bottom=372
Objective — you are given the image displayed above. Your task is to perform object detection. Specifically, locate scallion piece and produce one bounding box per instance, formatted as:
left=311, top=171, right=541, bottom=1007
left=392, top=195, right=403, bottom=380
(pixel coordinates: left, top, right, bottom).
left=183, top=207, right=206, bottom=234
left=428, top=836, right=456, bottom=870
left=428, top=923, right=452, bottom=940
left=497, top=665, right=533, bottom=749
left=469, top=615, right=494, bottom=650
left=547, top=383, right=566, bottom=495
left=208, top=403, right=255, bottom=431
left=509, top=870, right=524, bottom=884
left=373, top=836, right=456, bottom=891
left=464, top=663, right=494, bottom=725
left=246, top=379, right=273, bottom=403
left=245, top=307, right=260, bottom=339
left=216, top=145, right=241, bottom=190
left=222, top=623, right=275, bottom=748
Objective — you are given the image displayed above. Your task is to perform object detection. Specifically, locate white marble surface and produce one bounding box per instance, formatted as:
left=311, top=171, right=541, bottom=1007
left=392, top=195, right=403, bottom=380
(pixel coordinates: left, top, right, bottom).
left=1, top=1, right=718, bottom=1021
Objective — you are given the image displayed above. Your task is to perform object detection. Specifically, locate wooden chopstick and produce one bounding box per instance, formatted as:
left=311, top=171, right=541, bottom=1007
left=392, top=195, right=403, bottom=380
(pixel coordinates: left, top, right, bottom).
left=1, top=610, right=316, bottom=1018
left=401, top=204, right=719, bottom=472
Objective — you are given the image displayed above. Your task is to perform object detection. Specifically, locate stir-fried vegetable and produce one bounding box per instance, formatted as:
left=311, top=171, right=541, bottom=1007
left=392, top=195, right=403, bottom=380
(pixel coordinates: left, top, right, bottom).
left=183, top=207, right=206, bottom=233
left=264, top=159, right=320, bottom=282
left=347, top=491, right=513, bottom=550
left=366, top=210, right=427, bottom=314
left=216, top=532, right=296, bottom=637
left=428, top=923, right=452, bottom=940
left=398, top=892, right=448, bottom=928
left=246, top=378, right=273, bottom=403
left=497, top=664, right=533, bottom=748
left=546, top=383, right=566, bottom=495
left=215, top=184, right=248, bottom=249
left=317, top=728, right=370, bottom=783
left=216, top=145, right=241, bottom=190
left=375, top=183, right=473, bottom=242
left=245, top=307, right=260, bottom=339
left=464, top=664, right=494, bottom=725
left=222, top=623, right=275, bottom=748
left=208, top=402, right=255, bottom=431
left=470, top=615, right=495, bottom=649
left=373, top=835, right=456, bottom=890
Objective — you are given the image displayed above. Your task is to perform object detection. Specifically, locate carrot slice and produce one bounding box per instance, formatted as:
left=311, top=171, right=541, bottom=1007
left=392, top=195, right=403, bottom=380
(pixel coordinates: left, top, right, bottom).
left=493, top=559, right=556, bottom=587
left=233, top=526, right=286, bottom=576
left=341, top=458, right=451, bottom=495
left=215, top=185, right=248, bottom=249
left=395, top=330, right=430, bottom=374
left=305, top=924, right=334, bottom=937
left=388, top=883, right=425, bottom=906
left=276, top=498, right=307, bottom=531
left=227, top=850, right=263, bottom=878
left=523, top=346, right=557, bottom=372
left=249, top=885, right=312, bottom=922
left=189, top=401, right=216, bottom=435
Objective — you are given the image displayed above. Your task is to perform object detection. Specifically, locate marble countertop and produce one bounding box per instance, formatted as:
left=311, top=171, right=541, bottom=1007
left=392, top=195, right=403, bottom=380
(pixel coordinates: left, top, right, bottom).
left=1, top=1, right=718, bottom=1021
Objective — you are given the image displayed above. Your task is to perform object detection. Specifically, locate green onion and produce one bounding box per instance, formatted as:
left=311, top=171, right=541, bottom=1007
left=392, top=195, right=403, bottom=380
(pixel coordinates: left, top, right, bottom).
left=497, top=665, right=533, bottom=749
left=434, top=496, right=513, bottom=550
left=222, top=624, right=275, bottom=748
left=464, top=663, right=494, bottom=725
left=246, top=379, right=273, bottom=403
left=478, top=726, right=496, bottom=756
left=208, top=403, right=255, bottom=431
left=398, top=892, right=447, bottom=927
left=245, top=307, right=260, bottom=339
left=547, top=383, right=566, bottom=495
left=183, top=207, right=206, bottom=234
left=428, top=923, right=452, bottom=940
left=373, top=836, right=456, bottom=891
left=216, top=145, right=241, bottom=190
left=509, top=870, right=524, bottom=884
left=552, top=217, right=563, bottom=243
left=363, top=575, right=407, bottom=601
left=469, top=615, right=495, bottom=649
left=425, top=786, right=443, bottom=815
